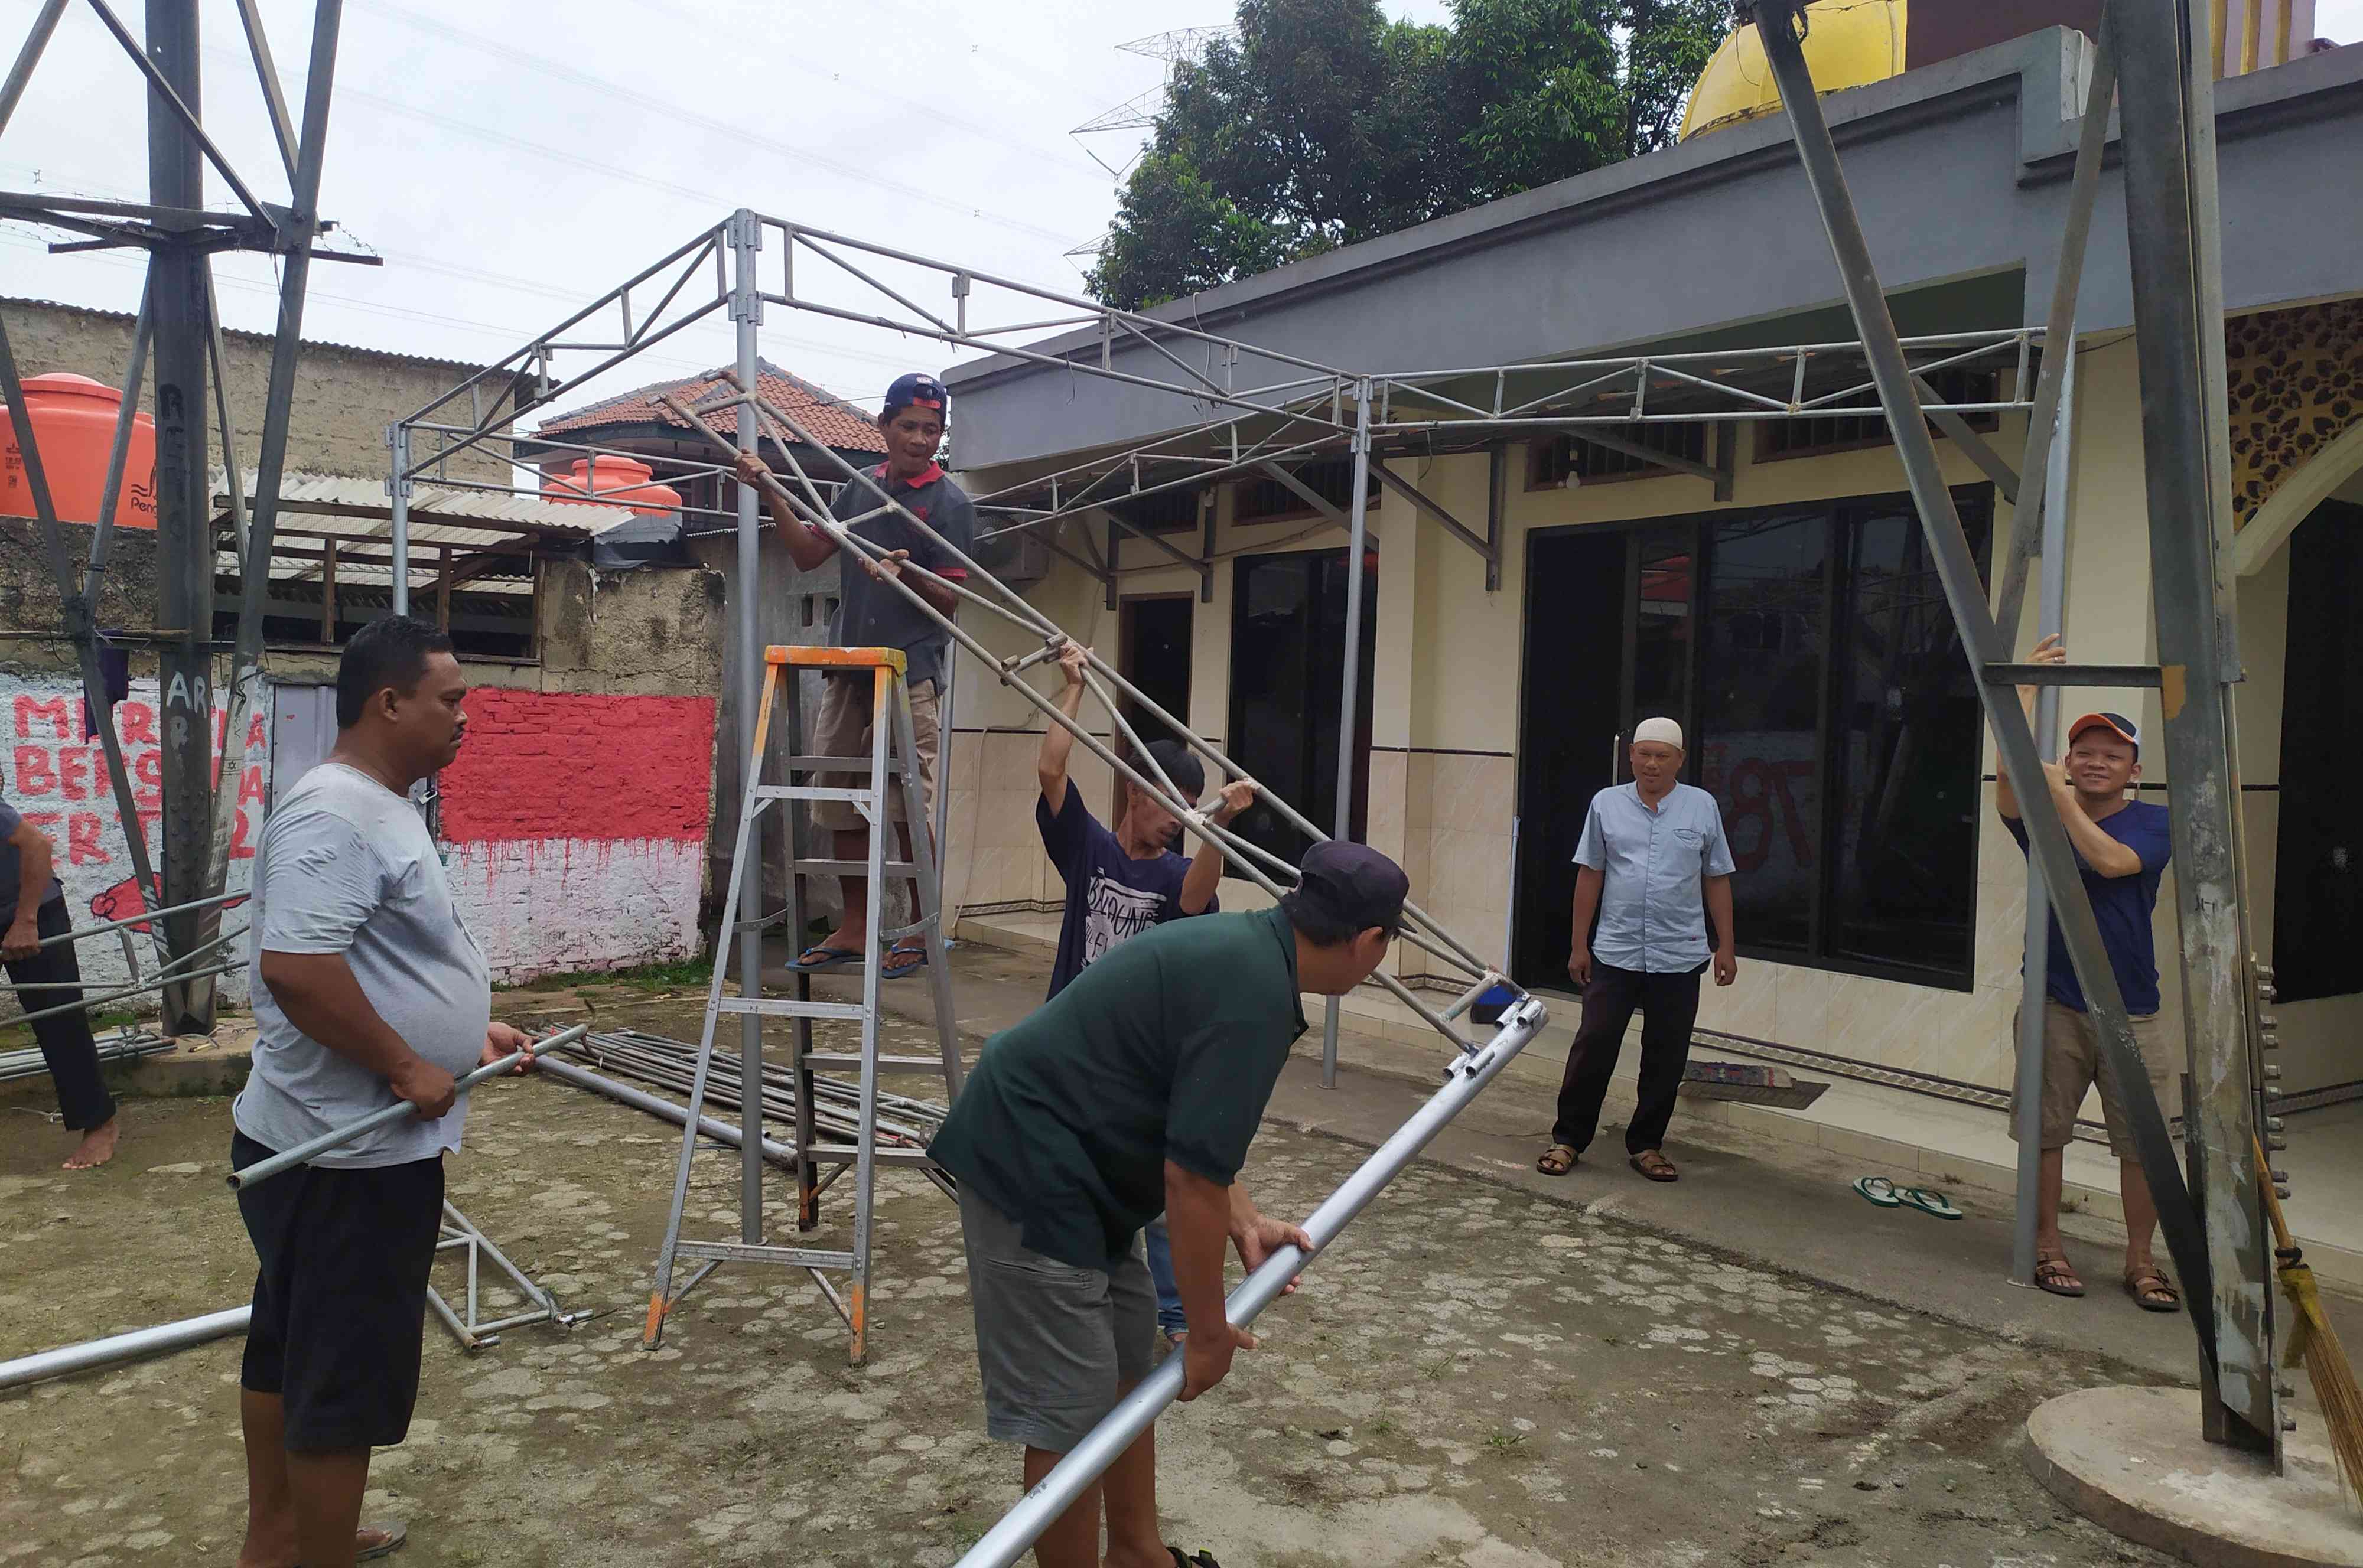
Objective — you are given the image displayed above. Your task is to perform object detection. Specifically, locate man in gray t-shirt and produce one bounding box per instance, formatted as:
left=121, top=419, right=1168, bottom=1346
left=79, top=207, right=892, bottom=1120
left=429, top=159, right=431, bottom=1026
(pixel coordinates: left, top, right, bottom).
left=230, top=617, right=538, bottom=1568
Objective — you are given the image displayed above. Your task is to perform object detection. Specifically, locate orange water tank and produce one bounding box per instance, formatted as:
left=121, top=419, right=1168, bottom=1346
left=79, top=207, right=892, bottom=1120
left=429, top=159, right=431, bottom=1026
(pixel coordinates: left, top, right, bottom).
left=542, top=455, right=681, bottom=516
left=0, top=373, right=158, bottom=530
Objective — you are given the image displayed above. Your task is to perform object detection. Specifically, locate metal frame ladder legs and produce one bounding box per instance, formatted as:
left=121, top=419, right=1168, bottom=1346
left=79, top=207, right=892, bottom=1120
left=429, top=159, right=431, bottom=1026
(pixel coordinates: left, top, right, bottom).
left=640, top=644, right=964, bottom=1365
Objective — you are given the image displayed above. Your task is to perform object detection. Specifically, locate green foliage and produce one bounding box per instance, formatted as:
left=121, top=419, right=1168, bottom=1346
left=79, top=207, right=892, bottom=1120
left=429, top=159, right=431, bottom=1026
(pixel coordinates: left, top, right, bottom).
left=1089, top=0, right=1733, bottom=310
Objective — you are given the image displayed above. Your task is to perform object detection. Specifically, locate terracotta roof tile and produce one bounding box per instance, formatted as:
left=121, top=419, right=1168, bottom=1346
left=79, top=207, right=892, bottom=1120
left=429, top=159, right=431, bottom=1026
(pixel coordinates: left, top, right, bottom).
left=535, top=358, right=885, bottom=456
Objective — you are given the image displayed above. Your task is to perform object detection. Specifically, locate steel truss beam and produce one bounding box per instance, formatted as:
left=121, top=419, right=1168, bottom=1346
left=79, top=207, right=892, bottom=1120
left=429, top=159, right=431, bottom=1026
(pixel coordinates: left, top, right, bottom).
left=1746, top=0, right=2273, bottom=1458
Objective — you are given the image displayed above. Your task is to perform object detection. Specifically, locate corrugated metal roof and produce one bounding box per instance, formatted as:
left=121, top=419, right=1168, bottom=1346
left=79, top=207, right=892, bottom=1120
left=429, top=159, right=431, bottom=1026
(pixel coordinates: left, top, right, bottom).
left=211, top=471, right=624, bottom=592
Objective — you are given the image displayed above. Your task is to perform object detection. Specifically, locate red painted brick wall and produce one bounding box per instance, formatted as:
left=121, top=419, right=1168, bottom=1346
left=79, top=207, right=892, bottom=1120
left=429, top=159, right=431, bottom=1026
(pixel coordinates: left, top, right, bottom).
left=438, top=689, right=715, bottom=845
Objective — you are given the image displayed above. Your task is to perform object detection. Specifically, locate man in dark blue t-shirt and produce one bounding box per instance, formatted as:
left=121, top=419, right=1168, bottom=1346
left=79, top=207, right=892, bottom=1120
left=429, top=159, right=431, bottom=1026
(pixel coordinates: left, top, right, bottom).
left=1037, top=637, right=1252, bottom=1344
left=1999, top=635, right=2179, bottom=1314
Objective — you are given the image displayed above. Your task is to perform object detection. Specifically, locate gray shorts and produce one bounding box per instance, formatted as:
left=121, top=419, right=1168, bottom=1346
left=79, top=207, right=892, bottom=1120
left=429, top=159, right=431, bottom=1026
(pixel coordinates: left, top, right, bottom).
left=958, top=1186, right=1154, bottom=1453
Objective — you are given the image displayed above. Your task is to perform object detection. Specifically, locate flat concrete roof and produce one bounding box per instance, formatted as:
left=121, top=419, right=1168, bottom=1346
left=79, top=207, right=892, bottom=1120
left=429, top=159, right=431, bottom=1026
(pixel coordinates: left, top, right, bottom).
left=943, top=30, right=2363, bottom=472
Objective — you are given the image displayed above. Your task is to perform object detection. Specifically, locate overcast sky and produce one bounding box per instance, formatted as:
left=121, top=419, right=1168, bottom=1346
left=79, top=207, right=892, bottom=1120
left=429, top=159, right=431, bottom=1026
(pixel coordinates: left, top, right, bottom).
left=2, top=0, right=2355, bottom=423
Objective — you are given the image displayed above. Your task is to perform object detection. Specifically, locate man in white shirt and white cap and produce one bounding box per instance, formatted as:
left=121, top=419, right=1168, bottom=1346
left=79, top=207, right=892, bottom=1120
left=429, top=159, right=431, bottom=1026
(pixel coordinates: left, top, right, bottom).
left=1536, top=717, right=1737, bottom=1184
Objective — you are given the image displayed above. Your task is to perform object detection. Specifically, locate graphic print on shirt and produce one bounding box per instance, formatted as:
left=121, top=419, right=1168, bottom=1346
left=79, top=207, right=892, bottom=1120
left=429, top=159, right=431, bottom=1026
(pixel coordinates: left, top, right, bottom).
left=1082, top=873, right=1169, bottom=968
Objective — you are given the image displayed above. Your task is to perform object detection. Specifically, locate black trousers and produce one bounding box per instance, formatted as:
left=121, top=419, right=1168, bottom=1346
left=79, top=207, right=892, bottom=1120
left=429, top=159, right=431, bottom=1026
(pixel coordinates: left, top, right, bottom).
left=4, top=898, right=115, bottom=1131
left=1551, top=960, right=1704, bottom=1156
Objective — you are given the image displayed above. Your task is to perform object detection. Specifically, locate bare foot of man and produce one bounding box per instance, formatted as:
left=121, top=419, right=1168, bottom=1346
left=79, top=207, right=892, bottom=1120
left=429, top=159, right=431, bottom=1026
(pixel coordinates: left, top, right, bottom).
left=63, top=1116, right=119, bottom=1170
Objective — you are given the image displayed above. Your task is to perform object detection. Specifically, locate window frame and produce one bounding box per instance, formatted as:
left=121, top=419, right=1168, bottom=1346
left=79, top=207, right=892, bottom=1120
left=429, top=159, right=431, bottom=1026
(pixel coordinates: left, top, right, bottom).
left=1514, top=483, right=1994, bottom=993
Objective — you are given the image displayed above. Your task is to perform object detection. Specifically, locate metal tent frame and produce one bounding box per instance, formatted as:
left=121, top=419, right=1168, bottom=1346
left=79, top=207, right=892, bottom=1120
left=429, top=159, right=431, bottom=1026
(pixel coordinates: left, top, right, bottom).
left=1, top=0, right=372, bottom=1035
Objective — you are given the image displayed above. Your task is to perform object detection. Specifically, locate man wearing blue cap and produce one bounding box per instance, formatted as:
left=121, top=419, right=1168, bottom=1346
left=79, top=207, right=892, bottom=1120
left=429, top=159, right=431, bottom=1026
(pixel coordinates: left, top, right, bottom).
left=930, top=839, right=1406, bottom=1568
left=737, top=371, right=975, bottom=979
left=1999, top=635, right=2179, bottom=1313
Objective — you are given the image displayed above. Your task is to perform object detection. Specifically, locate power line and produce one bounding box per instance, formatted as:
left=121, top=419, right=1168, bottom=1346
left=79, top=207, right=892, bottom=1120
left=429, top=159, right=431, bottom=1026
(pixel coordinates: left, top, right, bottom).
left=344, top=0, right=1086, bottom=248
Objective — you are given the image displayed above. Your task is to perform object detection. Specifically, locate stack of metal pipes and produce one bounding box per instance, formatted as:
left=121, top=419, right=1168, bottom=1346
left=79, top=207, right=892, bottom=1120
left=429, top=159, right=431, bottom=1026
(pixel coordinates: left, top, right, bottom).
left=0, top=1031, right=171, bottom=1084
left=575, top=1029, right=948, bottom=1149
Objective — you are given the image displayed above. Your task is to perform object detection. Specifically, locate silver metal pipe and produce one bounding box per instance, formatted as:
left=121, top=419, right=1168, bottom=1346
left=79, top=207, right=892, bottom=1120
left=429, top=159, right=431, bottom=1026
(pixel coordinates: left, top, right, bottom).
left=226, top=1026, right=590, bottom=1191
left=3, top=960, right=240, bottom=1027
left=1323, top=384, right=1376, bottom=1090
left=952, top=997, right=1550, bottom=1568
left=0, top=1306, right=250, bottom=1393
left=20, top=889, right=245, bottom=953
left=537, top=1054, right=802, bottom=1170
left=2011, top=340, right=2074, bottom=1288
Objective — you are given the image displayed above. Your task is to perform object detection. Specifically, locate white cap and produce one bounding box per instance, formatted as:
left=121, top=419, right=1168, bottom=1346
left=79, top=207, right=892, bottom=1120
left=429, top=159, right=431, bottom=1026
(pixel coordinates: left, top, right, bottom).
left=1633, top=716, right=1685, bottom=750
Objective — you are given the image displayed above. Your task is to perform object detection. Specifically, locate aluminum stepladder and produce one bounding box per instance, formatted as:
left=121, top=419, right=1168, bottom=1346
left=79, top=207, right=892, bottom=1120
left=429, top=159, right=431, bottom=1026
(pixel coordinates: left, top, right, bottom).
left=642, top=644, right=964, bottom=1364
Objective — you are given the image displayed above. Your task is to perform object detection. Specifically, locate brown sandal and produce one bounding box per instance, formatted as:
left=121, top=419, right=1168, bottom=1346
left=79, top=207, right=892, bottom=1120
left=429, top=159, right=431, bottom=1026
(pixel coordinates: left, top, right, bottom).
left=2033, top=1251, right=2085, bottom=1298
left=1536, top=1145, right=1577, bottom=1176
left=1629, top=1149, right=1680, bottom=1182
left=2124, top=1267, right=2181, bottom=1313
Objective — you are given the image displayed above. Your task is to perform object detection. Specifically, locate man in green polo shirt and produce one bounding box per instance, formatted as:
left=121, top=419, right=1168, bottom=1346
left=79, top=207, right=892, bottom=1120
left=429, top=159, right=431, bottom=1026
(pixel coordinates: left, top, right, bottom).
left=930, top=840, right=1407, bottom=1568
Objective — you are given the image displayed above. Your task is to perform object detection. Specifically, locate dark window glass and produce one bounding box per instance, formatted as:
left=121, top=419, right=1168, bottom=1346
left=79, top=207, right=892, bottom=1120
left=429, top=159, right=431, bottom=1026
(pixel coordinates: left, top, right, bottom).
left=1111, top=487, right=1202, bottom=533
left=1697, top=511, right=1829, bottom=954
left=1825, top=497, right=1993, bottom=978
left=1632, top=536, right=1695, bottom=730
left=1531, top=422, right=1709, bottom=488
left=1228, top=550, right=1376, bottom=869
left=1235, top=457, right=1365, bottom=524
left=2274, top=501, right=2363, bottom=1002
left=1756, top=368, right=2001, bottom=462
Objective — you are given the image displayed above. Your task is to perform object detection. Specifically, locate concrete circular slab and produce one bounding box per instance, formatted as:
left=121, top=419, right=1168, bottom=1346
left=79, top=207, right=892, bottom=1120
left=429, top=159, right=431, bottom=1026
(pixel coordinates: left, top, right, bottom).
left=2025, top=1386, right=2363, bottom=1567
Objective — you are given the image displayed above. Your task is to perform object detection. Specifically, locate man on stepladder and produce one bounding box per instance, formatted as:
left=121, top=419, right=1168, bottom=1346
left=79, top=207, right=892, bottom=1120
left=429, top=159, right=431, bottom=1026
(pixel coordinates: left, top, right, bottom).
left=1999, top=634, right=2180, bottom=1313
left=734, top=370, right=976, bottom=980
left=1036, top=635, right=1256, bottom=1347
left=1536, top=717, right=1738, bottom=1184
left=930, top=841, right=1408, bottom=1568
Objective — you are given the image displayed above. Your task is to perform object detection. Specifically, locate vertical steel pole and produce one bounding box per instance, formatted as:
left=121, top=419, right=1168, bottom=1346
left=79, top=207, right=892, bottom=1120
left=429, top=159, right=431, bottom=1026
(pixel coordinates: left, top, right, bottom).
left=203, top=0, right=346, bottom=1022
left=1748, top=2, right=2222, bottom=1400
left=2011, top=341, right=2074, bottom=1287
left=1320, top=383, right=1374, bottom=1090
left=728, top=210, right=766, bottom=1244
left=2113, top=0, right=2276, bottom=1457
left=148, top=0, right=213, bottom=1036
left=389, top=422, right=411, bottom=616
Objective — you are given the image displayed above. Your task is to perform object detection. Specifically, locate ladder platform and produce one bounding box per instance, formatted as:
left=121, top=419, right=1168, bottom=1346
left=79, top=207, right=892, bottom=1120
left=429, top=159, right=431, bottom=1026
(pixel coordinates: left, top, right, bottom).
left=783, top=755, right=875, bottom=773
left=673, top=1239, right=857, bottom=1270
left=1983, top=662, right=2163, bottom=688
left=769, top=644, right=907, bottom=673
left=715, top=996, right=870, bottom=1021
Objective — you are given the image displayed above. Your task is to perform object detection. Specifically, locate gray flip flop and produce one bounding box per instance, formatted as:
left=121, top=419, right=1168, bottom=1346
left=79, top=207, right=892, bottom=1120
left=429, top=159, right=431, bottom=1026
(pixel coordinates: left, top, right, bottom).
left=359, top=1520, right=408, bottom=1561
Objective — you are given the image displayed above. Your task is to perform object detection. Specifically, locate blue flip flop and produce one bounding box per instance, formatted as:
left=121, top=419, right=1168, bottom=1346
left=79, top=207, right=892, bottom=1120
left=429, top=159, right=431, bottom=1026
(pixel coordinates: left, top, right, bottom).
left=1899, top=1186, right=1963, bottom=1220
left=1853, top=1175, right=1903, bottom=1208
left=789, top=944, right=862, bottom=972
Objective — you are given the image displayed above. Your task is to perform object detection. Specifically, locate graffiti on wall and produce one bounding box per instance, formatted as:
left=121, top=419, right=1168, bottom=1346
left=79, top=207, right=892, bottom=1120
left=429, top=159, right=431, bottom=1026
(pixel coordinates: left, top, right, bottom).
left=4, top=673, right=266, bottom=997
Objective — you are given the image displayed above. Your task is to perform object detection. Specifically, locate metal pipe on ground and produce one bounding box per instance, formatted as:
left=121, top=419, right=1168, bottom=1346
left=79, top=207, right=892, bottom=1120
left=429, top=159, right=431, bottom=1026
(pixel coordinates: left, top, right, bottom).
left=0, top=1306, right=250, bottom=1393
left=535, top=1055, right=802, bottom=1170
left=951, top=997, right=1551, bottom=1568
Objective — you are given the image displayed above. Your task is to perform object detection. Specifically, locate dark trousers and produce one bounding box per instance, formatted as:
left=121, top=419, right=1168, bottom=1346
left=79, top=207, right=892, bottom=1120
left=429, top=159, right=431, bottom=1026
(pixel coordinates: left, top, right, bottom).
left=4, top=898, right=115, bottom=1130
left=1551, top=960, right=1704, bottom=1155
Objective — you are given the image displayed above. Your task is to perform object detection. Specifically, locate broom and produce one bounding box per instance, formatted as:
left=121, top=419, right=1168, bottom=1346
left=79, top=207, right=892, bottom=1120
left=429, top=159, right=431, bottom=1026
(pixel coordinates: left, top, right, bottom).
left=2255, top=1132, right=2363, bottom=1505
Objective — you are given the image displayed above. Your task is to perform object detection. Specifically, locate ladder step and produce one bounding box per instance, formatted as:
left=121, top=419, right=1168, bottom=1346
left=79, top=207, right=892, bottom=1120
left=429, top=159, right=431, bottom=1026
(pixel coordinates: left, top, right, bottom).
left=783, top=755, right=875, bottom=772
left=752, top=784, right=878, bottom=804
left=673, top=1239, right=856, bottom=1269
left=716, top=997, right=870, bottom=1021
left=798, top=1145, right=939, bottom=1165
left=1983, top=662, right=2163, bottom=688
left=795, top=859, right=922, bottom=876
left=803, top=1052, right=953, bottom=1071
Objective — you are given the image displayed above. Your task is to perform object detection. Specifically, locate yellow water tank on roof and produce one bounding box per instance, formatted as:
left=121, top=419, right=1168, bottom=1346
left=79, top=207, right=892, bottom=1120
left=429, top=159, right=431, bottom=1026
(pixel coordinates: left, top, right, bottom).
left=1679, top=0, right=1909, bottom=141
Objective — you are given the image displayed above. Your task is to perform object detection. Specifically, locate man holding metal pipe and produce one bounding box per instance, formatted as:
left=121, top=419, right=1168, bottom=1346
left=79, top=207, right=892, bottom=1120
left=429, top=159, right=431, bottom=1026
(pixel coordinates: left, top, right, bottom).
left=1, top=780, right=118, bottom=1169
left=929, top=840, right=1405, bottom=1568
left=230, top=616, right=538, bottom=1568
left=734, top=370, right=975, bottom=982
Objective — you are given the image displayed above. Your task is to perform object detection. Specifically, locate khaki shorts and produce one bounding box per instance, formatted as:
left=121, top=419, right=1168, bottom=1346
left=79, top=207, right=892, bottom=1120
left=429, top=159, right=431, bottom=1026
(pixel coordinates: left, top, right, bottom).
left=2008, top=999, right=2176, bottom=1156
left=808, top=673, right=939, bottom=832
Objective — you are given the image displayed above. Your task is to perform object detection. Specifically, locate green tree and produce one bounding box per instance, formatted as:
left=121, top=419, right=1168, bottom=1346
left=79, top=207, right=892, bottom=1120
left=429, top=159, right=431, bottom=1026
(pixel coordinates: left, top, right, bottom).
left=1089, top=0, right=1732, bottom=310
